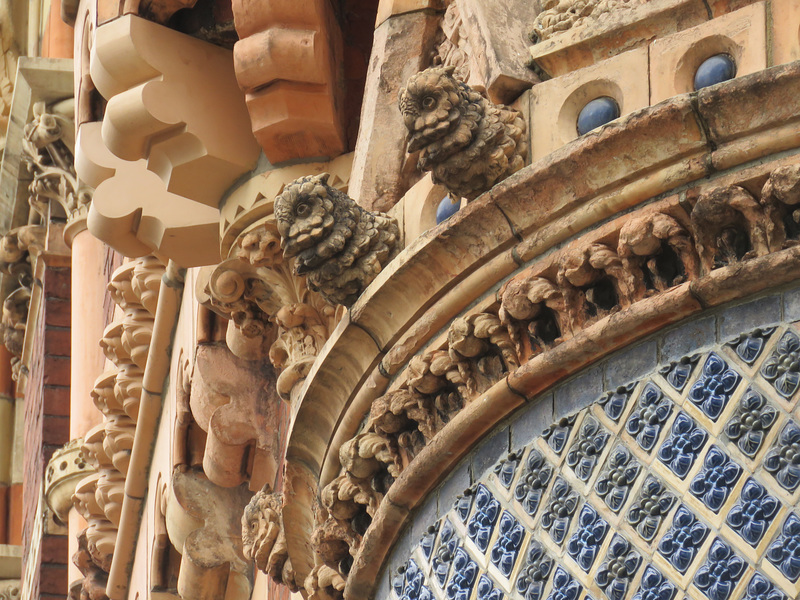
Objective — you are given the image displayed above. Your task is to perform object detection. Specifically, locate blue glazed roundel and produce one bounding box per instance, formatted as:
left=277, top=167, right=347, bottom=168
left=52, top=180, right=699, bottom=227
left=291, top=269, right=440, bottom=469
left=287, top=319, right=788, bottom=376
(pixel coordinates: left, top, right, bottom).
left=576, top=97, right=620, bottom=136
left=694, top=54, right=736, bottom=91
left=436, top=195, right=460, bottom=224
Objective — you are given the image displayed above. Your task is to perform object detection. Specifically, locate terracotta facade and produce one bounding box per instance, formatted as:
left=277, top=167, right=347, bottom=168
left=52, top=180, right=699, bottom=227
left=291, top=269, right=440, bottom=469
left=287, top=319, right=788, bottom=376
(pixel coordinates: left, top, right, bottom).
left=1, top=1, right=800, bottom=600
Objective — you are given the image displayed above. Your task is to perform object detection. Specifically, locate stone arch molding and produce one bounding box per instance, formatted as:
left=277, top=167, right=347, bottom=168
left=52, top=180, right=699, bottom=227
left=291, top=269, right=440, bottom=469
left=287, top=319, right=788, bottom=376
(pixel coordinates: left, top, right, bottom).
left=376, top=299, right=800, bottom=600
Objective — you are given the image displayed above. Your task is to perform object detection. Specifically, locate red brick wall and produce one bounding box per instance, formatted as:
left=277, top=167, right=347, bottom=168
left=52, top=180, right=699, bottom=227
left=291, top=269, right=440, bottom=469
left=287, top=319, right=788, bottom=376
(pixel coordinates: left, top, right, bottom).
left=21, top=261, right=71, bottom=600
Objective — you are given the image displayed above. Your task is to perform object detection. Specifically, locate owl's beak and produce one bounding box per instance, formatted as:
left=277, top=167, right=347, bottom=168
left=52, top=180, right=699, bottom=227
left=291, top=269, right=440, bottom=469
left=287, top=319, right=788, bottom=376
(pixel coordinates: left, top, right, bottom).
left=407, top=133, right=424, bottom=153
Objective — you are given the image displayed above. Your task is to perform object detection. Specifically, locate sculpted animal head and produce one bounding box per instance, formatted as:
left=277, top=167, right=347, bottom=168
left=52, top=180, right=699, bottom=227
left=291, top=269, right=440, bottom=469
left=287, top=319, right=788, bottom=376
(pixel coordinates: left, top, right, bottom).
left=274, top=174, right=337, bottom=260
left=399, top=66, right=468, bottom=154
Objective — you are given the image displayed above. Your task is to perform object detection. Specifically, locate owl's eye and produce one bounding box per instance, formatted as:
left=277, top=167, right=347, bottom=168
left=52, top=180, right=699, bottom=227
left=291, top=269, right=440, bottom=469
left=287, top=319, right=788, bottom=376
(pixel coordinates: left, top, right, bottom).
left=296, top=202, right=311, bottom=217
left=422, top=96, right=436, bottom=109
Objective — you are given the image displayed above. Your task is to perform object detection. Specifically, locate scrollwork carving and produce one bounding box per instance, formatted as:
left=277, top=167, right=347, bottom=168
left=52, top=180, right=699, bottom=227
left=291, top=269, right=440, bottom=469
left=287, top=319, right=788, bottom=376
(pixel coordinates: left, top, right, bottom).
left=399, top=66, right=528, bottom=201
left=500, top=275, right=568, bottom=359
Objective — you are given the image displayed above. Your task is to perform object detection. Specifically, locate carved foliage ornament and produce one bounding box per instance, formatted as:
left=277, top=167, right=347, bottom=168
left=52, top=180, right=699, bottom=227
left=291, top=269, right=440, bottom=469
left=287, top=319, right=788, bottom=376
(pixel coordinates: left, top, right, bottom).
left=399, top=66, right=528, bottom=202
left=314, top=161, right=800, bottom=591
left=241, top=485, right=298, bottom=592
left=529, top=0, right=645, bottom=43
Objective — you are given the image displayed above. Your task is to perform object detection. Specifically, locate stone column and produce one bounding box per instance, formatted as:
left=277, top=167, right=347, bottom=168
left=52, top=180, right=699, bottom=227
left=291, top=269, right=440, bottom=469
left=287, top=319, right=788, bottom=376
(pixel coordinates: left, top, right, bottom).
left=67, top=228, right=106, bottom=583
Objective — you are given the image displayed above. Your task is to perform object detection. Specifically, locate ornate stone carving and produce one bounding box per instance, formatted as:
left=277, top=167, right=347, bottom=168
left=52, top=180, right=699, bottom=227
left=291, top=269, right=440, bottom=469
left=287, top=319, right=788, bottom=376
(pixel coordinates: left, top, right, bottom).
left=432, top=2, right=472, bottom=85
left=0, top=225, right=45, bottom=379
left=499, top=275, right=568, bottom=359
left=45, top=438, right=93, bottom=525
left=557, top=242, right=639, bottom=331
left=0, top=581, right=20, bottom=600
left=691, top=186, right=771, bottom=274
left=305, top=564, right=345, bottom=600
left=165, top=468, right=253, bottom=600
left=241, top=485, right=298, bottom=592
left=274, top=173, right=401, bottom=307
left=399, top=66, right=527, bottom=201
left=71, top=530, right=109, bottom=600
left=529, top=0, right=645, bottom=43
left=618, top=211, right=699, bottom=299
left=188, top=343, right=281, bottom=489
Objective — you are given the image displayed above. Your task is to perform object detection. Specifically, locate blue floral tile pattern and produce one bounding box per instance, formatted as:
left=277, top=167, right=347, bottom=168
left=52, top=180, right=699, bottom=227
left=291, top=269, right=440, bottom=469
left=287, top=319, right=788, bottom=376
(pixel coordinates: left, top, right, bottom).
left=657, top=505, right=709, bottom=574
left=494, top=453, right=520, bottom=490
left=446, top=548, right=478, bottom=600
left=659, top=354, right=699, bottom=391
left=433, top=519, right=458, bottom=587
left=476, top=575, right=503, bottom=600
left=515, top=541, right=553, bottom=600
left=626, top=476, right=676, bottom=542
left=541, top=477, right=579, bottom=544
left=600, top=383, right=636, bottom=422
left=688, top=445, right=742, bottom=512
left=727, top=327, right=775, bottom=365
left=490, top=511, right=523, bottom=578
left=467, top=485, right=501, bottom=552
left=766, top=513, right=800, bottom=582
left=632, top=566, right=677, bottom=600
left=693, top=538, right=745, bottom=600
left=764, top=420, right=800, bottom=492
left=543, top=416, right=576, bottom=454
left=727, top=478, right=780, bottom=546
left=546, top=567, right=581, bottom=600
left=566, top=415, right=610, bottom=481
left=595, top=535, right=641, bottom=600
left=743, top=573, right=786, bottom=600
left=761, top=330, right=800, bottom=399
left=419, top=523, right=439, bottom=560
left=595, top=446, right=641, bottom=513
left=567, top=504, right=609, bottom=571
left=688, top=353, right=741, bottom=420
left=658, top=412, right=708, bottom=478
left=514, top=449, right=553, bottom=518
left=380, top=320, right=800, bottom=600
left=455, top=489, right=474, bottom=523
left=724, top=388, right=777, bottom=458
left=395, top=559, right=434, bottom=600
left=625, top=383, right=672, bottom=452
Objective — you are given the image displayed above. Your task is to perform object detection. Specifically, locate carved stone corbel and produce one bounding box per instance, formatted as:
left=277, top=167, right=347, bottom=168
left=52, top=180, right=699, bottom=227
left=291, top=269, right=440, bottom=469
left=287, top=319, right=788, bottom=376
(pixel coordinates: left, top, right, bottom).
left=166, top=468, right=253, bottom=600
left=187, top=343, right=280, bottom=489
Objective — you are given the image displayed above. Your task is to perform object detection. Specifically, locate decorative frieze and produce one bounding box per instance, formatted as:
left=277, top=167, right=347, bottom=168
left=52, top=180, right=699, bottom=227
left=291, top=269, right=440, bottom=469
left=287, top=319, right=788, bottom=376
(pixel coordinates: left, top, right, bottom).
left=319, top=161, right=800, bottom=594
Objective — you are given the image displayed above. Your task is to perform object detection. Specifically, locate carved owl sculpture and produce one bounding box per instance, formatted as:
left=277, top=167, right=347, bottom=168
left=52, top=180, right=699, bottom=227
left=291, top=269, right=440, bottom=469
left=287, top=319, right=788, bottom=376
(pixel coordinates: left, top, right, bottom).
left=399, top=66, right=528, bottom=201
left=274, top=173, right=400, bottom=307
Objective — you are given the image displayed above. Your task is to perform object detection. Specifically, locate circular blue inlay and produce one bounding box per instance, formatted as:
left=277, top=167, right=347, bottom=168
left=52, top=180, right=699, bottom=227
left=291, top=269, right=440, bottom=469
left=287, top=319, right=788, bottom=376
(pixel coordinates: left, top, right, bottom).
left=576, top=97, right=620, bottom=136
left=436, top=195, right=460, bottom=224
left=694, top=54, right=736, bottom=91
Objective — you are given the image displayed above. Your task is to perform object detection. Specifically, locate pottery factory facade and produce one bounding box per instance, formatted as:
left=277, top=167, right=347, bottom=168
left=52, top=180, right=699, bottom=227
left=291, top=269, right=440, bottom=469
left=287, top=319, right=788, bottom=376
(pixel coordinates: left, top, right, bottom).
left=1, top=1, right=800, bottom=600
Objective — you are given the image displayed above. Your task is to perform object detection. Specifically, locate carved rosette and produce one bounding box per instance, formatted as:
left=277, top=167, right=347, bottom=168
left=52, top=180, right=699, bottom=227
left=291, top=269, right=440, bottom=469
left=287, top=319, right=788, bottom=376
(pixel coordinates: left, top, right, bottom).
left=314, top=163, right=800, bottom=592
left=22, top=100, right=91, bottom=244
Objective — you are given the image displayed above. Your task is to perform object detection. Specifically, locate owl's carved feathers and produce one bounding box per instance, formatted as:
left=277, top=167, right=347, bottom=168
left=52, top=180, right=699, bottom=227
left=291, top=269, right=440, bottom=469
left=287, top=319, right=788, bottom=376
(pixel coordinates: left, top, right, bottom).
left=275, top=173, right=400, bottom=307
left=399, top=66, right=528, bottom=201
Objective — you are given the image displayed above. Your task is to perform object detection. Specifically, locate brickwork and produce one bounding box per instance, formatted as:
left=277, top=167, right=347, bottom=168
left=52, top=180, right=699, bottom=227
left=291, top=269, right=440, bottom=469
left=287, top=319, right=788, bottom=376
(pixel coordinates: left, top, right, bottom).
left=21, top=262, right=71, bottom=600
